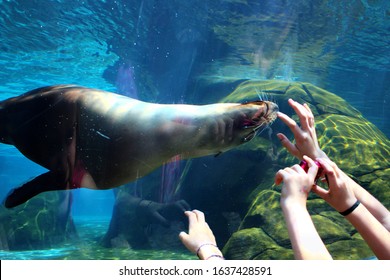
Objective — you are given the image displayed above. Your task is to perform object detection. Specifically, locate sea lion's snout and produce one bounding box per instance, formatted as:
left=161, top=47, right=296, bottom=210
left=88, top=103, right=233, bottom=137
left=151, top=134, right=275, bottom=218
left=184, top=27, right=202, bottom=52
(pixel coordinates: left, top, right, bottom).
left=192, top=100, right=279, bottom=155
left=241, top=101, right=279, bottom=125
left=239, top=100, right=278, bottom=143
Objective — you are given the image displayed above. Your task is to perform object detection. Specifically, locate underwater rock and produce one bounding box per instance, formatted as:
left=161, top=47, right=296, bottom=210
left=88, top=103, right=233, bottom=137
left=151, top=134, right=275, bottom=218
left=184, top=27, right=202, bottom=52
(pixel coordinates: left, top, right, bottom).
left=100, top=190, right=149, bottom=249
left=327, top=239, right=373, bottom=260
left=101, top=186, right=188, bottom=251
left=222, top=227, right=293, bottom=260
left=180, top=79, right=389, bottom=259
left=0, top=191, right=77, bottom=250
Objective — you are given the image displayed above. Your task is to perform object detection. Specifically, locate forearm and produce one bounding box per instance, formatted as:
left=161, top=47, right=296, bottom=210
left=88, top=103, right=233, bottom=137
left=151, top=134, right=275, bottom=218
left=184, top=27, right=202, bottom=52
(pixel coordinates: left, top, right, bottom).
left=282, top=203, right=332, bottom=260
left=348, top=177, right=390, bottom=231
left=345, top=203, right=390, bottom=259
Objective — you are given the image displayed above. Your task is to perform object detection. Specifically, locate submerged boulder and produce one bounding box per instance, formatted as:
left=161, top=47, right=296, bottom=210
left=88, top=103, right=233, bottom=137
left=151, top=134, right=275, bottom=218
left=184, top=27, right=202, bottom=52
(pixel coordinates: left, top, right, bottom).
left=0, top=191, right=77, bottom=250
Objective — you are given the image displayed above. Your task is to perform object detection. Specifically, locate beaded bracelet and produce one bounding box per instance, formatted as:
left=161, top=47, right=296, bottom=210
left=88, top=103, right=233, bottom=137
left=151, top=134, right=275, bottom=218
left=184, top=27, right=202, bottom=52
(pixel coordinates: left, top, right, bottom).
left=339, top=200, right=360, bottom=216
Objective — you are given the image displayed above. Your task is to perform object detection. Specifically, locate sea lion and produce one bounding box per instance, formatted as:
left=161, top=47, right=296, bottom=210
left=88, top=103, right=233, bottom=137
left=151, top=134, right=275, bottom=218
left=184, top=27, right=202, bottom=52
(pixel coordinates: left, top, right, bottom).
left=0, top=85, right=278, bottom=208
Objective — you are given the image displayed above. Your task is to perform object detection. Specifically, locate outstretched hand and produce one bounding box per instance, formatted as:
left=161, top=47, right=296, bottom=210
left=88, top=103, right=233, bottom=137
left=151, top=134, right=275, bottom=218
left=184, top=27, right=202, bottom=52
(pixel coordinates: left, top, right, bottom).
left=277, top=99, right=327, bottom=160
left=179, top=210, right=216, bottom=253
left=179, top=210, right=223, bottom=260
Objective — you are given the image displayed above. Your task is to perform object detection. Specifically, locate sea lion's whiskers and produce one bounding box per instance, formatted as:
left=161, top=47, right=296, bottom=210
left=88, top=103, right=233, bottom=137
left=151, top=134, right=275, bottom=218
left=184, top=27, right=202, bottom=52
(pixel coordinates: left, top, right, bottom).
left=253, top=124, right=269, bottom=137
left=96, top=130, right=111, bottom=140
left=255, top=88, right=270, bottom=102
left=267, top=126, right=273, bottom=139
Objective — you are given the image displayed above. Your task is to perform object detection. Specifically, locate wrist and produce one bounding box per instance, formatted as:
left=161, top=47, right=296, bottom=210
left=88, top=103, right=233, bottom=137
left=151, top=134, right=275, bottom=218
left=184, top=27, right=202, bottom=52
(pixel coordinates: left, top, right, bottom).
left=317, top=150, right=329, bottom=159
left=280, top=197, right=307, bottom=212
left=339, top=200, right=360, bottom=216
left=196, top=244, right=224, bottom=260
left=332, top=196, right=358, bottom=213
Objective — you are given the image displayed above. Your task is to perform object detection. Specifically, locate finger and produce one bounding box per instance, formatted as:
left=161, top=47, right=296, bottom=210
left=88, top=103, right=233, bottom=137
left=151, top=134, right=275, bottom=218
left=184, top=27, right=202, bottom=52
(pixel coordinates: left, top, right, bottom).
left=288, top=99, right=308, bottom=117
left=179, top=231, right=188, bottom=241
left=284, top=167, right=297, bottom=174
left=303, top=103, right=314, bottom=116
left=178, top=231, right=189, bottom=244
left=274, top=170, right=283, bottom=185
left=311, top=184, right=329, bottom=199
left=192, top=209, right=206, bottom=223
left=276, top=133, right=301, bottom=158
left=277, top=111, right=299, bottom=130
left=303, top=155, right=319, bottom=180
left=185, top=210, right=198, bottom=228
left=289, top=100, right=312, bottom=131
left=291, top=163, right=306, bottom=174
left=275, top=169, right=288, bottom=185
left=289, top=100, right=316, bottom=135
left=283, top=100, right=313, bottom=133
left=276, top=112, right=306, bottom=148
left=316, top=158, right=337, bottom=187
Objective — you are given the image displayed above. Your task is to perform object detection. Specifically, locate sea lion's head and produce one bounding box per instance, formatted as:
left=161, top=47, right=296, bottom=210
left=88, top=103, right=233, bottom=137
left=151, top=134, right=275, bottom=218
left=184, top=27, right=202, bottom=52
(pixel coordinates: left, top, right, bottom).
left=192, top=100, right=279, bottom=157
left=238, top=100, right=279, bottom=143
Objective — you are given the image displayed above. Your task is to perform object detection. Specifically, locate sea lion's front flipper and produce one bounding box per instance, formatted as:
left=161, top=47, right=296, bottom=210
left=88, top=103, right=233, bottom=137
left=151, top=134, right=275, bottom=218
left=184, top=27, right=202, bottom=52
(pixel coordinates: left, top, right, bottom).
left=4, top=171, right=69, bottom=208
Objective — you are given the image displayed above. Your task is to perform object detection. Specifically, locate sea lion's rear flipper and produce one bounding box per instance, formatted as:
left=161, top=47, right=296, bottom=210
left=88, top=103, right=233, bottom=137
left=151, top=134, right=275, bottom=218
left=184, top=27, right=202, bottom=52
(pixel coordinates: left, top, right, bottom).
left=4, top=171, right=69, bottom=208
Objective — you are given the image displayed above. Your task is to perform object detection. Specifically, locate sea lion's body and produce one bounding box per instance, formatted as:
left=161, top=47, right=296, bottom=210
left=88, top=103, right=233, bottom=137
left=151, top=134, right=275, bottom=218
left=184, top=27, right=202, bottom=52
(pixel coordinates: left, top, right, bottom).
left=0, top=85, right=278, bottom=208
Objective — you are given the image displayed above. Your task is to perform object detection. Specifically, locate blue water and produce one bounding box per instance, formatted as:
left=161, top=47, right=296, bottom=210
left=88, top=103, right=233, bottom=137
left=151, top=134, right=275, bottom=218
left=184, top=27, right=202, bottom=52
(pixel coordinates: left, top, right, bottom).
left=0, top=0, right=389, bottom=260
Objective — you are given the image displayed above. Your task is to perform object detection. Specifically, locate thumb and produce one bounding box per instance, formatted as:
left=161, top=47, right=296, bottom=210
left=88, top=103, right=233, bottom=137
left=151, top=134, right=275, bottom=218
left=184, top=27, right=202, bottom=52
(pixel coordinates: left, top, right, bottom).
left=275, top=169, right=288, bottom=185
left=179, top=232, right=194, bottom=253
left=178, top=231, right=188, bottom=243
left=274, top=172, right=283, bottom=185
left=311, top=184, right=329, bottom=200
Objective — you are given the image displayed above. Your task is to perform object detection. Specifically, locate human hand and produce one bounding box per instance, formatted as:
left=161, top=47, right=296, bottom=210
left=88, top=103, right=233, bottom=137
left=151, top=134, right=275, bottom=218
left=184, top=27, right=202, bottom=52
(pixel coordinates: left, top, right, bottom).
left=275, top=156, right=319, bottom=208
left=277, top=98, right=327, bottom=160
left=179, top=210, right=223, bottom=260
left=311, top=158, right=357, bottom=213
